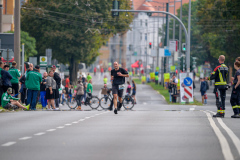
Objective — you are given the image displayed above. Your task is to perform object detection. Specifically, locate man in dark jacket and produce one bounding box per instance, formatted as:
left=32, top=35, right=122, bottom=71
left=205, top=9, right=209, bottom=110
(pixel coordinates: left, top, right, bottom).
left=52, top=65, right=61, bottom=109
left=0, top=62, right=3, bottom=106
left=1, top=65, right=13, bottom=92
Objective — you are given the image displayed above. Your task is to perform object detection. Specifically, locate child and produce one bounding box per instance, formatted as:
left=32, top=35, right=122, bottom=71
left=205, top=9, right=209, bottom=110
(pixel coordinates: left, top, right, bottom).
left=126, top=81, right=131, bottom=95
left=68, top=85, right=74, bottom=103
left=61, top=90, right=66, bottom=105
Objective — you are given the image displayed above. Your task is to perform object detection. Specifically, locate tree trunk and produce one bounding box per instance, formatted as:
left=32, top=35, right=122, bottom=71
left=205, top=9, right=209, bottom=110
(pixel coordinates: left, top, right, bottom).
left=69, top=57, right=78, bottom=85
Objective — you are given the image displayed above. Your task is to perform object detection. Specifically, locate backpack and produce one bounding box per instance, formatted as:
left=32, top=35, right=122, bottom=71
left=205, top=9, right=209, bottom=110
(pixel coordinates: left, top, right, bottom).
left=205, top=81, right=209, bottom=90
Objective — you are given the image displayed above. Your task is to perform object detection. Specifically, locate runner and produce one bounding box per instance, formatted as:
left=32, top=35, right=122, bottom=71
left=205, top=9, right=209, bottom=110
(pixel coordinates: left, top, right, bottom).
left=111, top=62, right=129, bottom=114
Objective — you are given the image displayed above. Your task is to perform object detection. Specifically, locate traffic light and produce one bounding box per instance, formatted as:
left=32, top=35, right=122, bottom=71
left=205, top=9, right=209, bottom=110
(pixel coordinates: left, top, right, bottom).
left=112, top=0, right=120, bottom=17
left=149, top=42, right=152, bottom=49
left=182, top=43, right=186, bottom=52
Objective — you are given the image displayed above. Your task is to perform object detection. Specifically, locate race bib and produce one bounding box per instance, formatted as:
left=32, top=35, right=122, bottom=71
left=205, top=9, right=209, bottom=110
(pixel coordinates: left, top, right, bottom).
left=119, top=85, right=125, bottom=90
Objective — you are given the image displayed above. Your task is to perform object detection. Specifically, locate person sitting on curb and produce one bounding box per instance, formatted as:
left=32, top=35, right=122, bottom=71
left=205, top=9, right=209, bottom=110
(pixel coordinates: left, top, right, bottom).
left=1, top=88, right=29, bottom=110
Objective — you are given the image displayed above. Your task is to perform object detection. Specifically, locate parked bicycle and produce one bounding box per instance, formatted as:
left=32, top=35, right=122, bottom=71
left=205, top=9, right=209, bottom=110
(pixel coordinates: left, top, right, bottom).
left=67, top=93, right=100, bottom=110
left=100, top=88, right=135, bottom=110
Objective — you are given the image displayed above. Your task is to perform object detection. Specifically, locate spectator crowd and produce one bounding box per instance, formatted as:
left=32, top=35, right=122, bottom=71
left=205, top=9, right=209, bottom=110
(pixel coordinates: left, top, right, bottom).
left=0, top=61, right=89, bottom=111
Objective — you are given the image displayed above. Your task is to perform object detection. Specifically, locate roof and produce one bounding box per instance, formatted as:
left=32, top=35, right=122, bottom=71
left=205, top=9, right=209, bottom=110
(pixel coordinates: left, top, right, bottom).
left=132, top=0, right=193, bottom=17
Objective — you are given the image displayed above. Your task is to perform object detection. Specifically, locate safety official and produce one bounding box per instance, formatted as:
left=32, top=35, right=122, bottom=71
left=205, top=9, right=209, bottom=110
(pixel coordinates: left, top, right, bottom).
left=206, top=55, right=229, bottom=118
left=230, top=61, right=240, bottom=118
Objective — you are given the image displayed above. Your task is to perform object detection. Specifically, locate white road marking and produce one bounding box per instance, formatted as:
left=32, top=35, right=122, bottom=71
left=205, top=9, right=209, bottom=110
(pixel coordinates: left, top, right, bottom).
left=95, top=114, right=100, bottom=116
left=2, top=142, right=16, bottom=147
left=65, top=124, right=72, bottom=126
left=143, top=102, right=147, bottom=105
left=217, top=118, right=240, bottom=156
left=47, top=129, right=56, bottom=132
left=72, top=121, right=78, bottom=124
left=189, top=108, right=195, bottom=111
left=203, top=111, right=234, bottom=160
left=162, top=95, right=165, bottom=100
left=19, top=137, right=32, bottom=140
left=85, top=117, right=90, bottom=119
left=57, top=126, right=65, bottom=129
left=34, top=132, right=45, bottom=136
left=79, top=119, right=85, bottom=121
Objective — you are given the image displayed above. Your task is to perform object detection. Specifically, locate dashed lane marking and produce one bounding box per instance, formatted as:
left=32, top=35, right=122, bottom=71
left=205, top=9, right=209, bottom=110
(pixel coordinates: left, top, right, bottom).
left=189, top=108, right=195, bottom=111
left=19, top=137, right=32, bottom=140
left=203, top=111, right=234, bottom=160
left=72, top=122, right=79, bottom=124
left=56, top=126, right=65, bottom=129
left=65, top=124, right=72, bottom=126
left=2, top=142, right=16, bottom=147
left=34, top=132, right=45, bottom=136
left=47, top=129, right=56, bottom=132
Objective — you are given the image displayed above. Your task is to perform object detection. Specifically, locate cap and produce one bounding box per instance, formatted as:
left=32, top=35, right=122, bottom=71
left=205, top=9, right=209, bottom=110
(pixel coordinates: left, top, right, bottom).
left=7, top=88, right=12, bottom=92
left=51, top=65, right=56, bottom=68
left=35, top=65, right=40, bottom=69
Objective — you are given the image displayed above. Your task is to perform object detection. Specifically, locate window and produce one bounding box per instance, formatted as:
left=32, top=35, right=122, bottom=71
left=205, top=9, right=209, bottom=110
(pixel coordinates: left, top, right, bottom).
left=140, top=20, right=142, bottom=26
left=145, top=33, right=147, bottom=41
left=145, top=19, right=148, bottom=27
left=140, top=33, right=142, bottom=40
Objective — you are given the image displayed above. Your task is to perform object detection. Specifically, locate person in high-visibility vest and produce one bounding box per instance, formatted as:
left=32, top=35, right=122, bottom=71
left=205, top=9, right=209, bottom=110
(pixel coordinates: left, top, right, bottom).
left=141, top=76, right=146, bottom=84
left=155, top=75, right=159, bottom=85
left=103, top=75, right=108, bottom=84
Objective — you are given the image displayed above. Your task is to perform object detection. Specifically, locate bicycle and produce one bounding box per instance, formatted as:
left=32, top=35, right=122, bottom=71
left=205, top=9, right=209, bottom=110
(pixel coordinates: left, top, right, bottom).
left=67, top=93, right=100, bottom=110
left=122, top=94, right=135, bottom=110
left=99, top=88, right=135, bottom=110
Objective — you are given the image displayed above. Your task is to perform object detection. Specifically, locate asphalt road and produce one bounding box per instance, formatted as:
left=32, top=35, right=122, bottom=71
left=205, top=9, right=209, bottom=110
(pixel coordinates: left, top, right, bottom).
left=0, top=73, right=240, bottom=160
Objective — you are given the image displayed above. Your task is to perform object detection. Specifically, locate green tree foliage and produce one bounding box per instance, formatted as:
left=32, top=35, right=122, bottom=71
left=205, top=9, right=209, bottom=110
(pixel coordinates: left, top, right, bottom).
left=6, top=31, right=38, bottom=61
left=21, top=0, right=133, bottom=82
left=197, top=0, right=240, bottom=68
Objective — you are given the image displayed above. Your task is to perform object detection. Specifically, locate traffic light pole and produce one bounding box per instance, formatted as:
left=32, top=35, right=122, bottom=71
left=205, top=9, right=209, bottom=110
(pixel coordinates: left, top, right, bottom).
left=111, top=9, right=190, bottom=75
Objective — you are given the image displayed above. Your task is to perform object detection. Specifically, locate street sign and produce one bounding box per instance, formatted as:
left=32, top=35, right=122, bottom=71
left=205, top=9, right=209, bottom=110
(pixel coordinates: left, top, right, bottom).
left=2, top=49, right=14, bottom=60
left=29, top=57, right=37, bottom=66
left=46, top=49, right=52, bottom=65
left=180, top=73, right=194, bottom=103
left=169, top=40, right=177, bottom=52
left=164, top=49, right=171, bottom=56
left=183, top=77, right=192, bottom=86
left=40, top=56, right=47, bottom=66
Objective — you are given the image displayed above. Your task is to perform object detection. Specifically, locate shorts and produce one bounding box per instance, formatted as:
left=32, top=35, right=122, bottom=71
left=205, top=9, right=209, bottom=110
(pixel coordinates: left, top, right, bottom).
left=201, top=91, right=205, bottom=96
left=46, top=88, right=55, bottom=99
left=65, top=87, right=69, bottom=94
left=132, top=91, right=136, bottom=96
left=3, top=103, right=18, bottom=110
left=112, top=84, right=124, bottom=98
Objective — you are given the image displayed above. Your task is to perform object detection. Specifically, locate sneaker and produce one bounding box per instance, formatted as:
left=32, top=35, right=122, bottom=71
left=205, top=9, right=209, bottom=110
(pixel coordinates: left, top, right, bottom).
left=114, top=108, right=118, bottom=114
left=24, top=104, right=30, bottom=111
left=213, top=113, right=224, bottom=118
left=55, top=108, right=60, bottom=110
left=47, top=108, right=52, bottom=111
left=231, top=114, right=240, bottom=118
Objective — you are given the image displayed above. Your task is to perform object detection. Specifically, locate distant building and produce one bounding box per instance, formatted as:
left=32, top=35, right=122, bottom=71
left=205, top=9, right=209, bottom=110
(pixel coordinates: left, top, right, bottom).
left=2, top=0, right=27, bottom=32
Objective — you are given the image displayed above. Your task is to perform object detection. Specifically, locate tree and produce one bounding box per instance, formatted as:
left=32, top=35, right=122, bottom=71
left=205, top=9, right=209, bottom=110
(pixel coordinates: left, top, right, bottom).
left=21, top=0, right=133, bottom=82
left=197, top=0, right=240, bottom=69
left=6, top=31, right=38, bottom=61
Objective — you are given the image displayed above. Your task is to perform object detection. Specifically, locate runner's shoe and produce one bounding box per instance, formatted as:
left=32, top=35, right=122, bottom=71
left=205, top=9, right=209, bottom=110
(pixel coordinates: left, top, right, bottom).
left=114, top=108, right=118, bottom=114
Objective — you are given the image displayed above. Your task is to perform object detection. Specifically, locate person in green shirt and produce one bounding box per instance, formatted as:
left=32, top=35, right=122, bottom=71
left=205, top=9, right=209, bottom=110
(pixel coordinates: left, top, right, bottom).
left=26, top=65, right=42, bottom=110
left=87, top=79, right=93, bottom=93
left=1, top=88, right=29, bottom=110
left=103, top=75, right=108, bottom=84
left=87, top=73, right=92, bottom=82
left=85, top=79, right=93, bottom=105
left=8, top=61, right=21, bottom=96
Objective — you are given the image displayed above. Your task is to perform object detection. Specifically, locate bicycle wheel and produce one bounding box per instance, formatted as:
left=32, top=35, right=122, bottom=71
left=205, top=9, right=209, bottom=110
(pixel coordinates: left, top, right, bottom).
left=66, top=97, right=78, bottom=109
left=89, top=96, right=100, bottom=109
left=122, top=97, right=134, bottom=110
left=100, top=97, right=111, bottom=110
